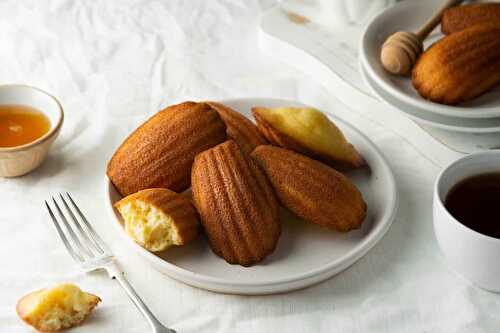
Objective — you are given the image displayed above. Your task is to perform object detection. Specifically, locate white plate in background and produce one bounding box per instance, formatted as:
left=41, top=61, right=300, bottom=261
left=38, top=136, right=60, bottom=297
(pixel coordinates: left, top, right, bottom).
left=361, top=64, right=500, bottom=133
left=105, top=97, right=398, bottom=295
left=360, top=0, right=500, bottom=119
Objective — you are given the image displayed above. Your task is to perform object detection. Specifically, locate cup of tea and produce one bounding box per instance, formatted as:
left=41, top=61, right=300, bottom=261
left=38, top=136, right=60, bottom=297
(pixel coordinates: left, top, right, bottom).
left=434, top=151, right=500, bottom=292
left=0, top=85, right=63, bottom=177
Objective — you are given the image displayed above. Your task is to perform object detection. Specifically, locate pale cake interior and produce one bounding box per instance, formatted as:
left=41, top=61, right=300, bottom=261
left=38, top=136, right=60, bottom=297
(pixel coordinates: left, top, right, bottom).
left=18, top=283, right=99, bottom=332
left=257, top=107, right=354, bottom=159
left=117, top=200, right=181, bottom=252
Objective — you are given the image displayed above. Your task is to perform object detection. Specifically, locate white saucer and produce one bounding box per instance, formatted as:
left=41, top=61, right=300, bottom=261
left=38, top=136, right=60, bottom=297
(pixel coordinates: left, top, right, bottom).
left=361, top=64, right=500, bottom=133
left=105, top=97, right=398, bottom=295
left=360, top=0, right=500, bottom=119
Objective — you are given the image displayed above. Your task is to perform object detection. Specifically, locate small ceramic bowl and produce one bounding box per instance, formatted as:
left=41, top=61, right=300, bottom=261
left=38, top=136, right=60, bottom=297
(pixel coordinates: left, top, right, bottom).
left=434, top=151, right=500, bottom=292
left=0, top=85, right=63, bottom=177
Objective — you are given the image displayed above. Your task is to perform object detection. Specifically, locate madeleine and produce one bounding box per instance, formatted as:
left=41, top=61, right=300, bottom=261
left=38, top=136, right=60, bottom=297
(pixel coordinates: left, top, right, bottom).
left=413, top=24, right=500, bottom=105
left=442, top=4, right=500, bottom=35
left=107, top=101, right=226, bottom=196
left=206, top=101, right=267, bottom=154
left=252, top=145, right=367, bottom=232
left=253, top=106, right=364, bottom=169
left=191, top=140, right=281, bottom=266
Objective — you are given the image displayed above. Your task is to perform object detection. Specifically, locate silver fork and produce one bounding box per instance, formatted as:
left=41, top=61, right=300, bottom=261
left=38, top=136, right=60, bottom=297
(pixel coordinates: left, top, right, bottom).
left=45, top=192, right=176, bottom=333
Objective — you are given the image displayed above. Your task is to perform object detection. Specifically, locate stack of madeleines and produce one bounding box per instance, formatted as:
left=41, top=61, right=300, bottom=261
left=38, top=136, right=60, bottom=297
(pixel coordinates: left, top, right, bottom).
left=412, top=3, right=500, bottom=105
left=108, top=101, right=367, bottom=267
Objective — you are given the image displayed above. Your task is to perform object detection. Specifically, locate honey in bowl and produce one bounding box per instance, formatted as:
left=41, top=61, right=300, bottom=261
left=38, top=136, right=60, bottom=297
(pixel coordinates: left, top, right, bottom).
left=445, top=172, right=500, bottom=239
left=0, top=104, right=50, bottom=148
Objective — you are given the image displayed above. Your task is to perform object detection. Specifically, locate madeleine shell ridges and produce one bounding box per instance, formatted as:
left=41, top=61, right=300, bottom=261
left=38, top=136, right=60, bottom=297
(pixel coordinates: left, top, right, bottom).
left=252, top=106, right=364, bottom=170
left=191, top=140, right=280, bottom=267
left=107, top=101, right=227, bottom=196
left=251, top=145, right=367, bottom=232
left=442, top=3, right=500, bottom=35
left=413, top=23, right=500, bottom=105
left=206, top=101, right=268, bottom=154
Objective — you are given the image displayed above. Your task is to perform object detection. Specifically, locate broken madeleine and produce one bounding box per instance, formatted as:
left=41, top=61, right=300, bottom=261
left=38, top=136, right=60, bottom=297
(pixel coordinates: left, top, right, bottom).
left=115, top=188, right=199, bottom=252
left=17, top=283, right=100, bottom=332
left=252, top=106, right=364, bottom=169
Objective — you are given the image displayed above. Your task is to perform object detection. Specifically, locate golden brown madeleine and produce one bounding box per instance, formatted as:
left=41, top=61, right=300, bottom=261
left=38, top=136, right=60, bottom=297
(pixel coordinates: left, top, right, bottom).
left=191, top=140, right=280, bottom=267
left=413, top=23, right=500, bottom=105
left=205, top=101, right=267, bottom=154
left=17, top=283, right=100, bottom=332
left=442, top=3, right=500, bottom=35
left=114, top=188, right=199, bottom=252
left=252, top=106, right=364, bottom=170
left=107, top=101, right=226, bottom=196
left=251, top=145, right=367, bottom=232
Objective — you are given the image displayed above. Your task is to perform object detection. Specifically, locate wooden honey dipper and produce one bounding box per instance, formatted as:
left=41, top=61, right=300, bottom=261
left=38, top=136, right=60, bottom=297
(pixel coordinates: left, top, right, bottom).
left=380, top=0, right=464, bottom=75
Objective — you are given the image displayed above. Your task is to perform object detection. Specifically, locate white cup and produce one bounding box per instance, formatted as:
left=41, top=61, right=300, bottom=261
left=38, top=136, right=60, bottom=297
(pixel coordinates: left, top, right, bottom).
left=281, top=0, right=397, bottom=27
left=434, top=151, right=500, bottom=292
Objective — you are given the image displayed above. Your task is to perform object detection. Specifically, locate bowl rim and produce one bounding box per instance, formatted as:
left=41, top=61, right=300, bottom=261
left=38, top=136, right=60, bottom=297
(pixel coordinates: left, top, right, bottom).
left=359, top=0, right=500, bottom=120
left=359, top=63, right=500, bottom=133
left=104, top=97, right=399, bottom=290
left=434, top=150, right=500, bottom=243
left=0, top=84, right=64, bottom=152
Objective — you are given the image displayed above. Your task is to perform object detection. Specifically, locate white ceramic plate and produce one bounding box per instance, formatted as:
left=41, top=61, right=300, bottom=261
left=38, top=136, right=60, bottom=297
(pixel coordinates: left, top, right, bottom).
left=105, top=98, right=398, bottom=295
left=360, top=0, right=500, bottom=119
left=360, top=64, right=500, bottom=133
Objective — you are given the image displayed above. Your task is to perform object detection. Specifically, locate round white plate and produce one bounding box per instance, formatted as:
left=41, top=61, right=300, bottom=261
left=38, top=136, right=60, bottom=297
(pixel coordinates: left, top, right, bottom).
left=361, top=63, right=500, bottom=133
left=360, top=0, right=500, bottom=119
left=105, top=98, right=398, bottom=295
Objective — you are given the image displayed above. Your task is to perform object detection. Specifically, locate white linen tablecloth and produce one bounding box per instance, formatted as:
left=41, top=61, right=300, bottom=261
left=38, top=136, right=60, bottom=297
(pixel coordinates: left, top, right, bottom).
left=2, top=1, right=500, bottom=332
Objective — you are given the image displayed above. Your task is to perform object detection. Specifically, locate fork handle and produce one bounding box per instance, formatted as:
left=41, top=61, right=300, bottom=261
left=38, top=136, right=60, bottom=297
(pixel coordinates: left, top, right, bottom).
left=105, top=263, right=176, bottom=333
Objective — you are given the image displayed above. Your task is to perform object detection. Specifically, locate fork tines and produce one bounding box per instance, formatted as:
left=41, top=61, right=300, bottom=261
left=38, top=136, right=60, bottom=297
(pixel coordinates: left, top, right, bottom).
left=45, top=193, right=108, bottom=263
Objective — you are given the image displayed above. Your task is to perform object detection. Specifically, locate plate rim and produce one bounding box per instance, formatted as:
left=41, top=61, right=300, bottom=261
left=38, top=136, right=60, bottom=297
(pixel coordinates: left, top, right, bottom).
left=104, top=97, right=399, bottom=291
left=359, top=0, right=500, bottom=120
left=360, top=63, right=500, bottom=133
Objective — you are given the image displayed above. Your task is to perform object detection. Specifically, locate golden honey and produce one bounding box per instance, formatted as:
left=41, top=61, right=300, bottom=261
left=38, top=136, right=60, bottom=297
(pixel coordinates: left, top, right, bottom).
left=0, top=104, right=50, bottom=148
